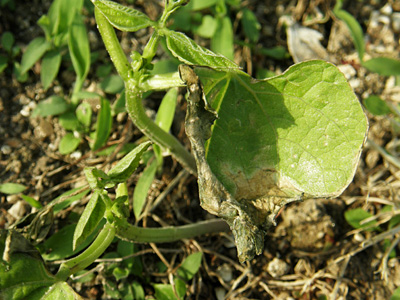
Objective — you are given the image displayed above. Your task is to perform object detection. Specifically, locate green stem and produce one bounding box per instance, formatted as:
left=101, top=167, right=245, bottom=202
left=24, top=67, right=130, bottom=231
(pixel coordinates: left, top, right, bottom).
left=115, top=218, right=230, bottom=243
left=56, top=223, right=115, bottom=280
left=94, top=7, right=130, bottom=81
left=125, top=86, right=197, bottom=175
left=138, top=72, right=185, bottom=91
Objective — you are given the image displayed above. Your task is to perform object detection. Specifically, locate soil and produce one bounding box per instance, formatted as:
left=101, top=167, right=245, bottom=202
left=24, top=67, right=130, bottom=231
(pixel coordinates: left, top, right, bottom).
left=1, top=0, right=400, bottom=299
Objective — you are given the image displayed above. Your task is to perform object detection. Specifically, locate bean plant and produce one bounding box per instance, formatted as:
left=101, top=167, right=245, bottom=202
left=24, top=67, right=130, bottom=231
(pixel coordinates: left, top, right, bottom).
left=0, top=0, right=368, bottom=298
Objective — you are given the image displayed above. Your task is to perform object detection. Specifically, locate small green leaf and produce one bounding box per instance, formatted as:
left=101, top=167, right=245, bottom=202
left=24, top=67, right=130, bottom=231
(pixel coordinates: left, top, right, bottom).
left=47, top=0, right=84, bottom=36
left=333, top=0, right=365, bottom=61
left=59, top=111, right=80, bottom=131
left=20, top=37, right=51, bottom=74
left=363, top=57, right=400, bottom=76
left=73, top=191, right=106, bottom=250
left=156, top=88, right=177, bottom=132
left=176, top=252, right=202, bottom=281
left=153, top=279, right=186, bottom=300
left=363, top=95, right=392, bottom=116
left=344, top=208, right=379, bottom=231
left=32, top=95, right=69, bottom=117
left=164, top=30, right=239, bottom=69
left=40, top=223, right=101, bottom=261
left=133, top=159, right=157, bottom=220
left=100, top=74, right=124, bottom=94
left=211, top=16, right=234, bottom=60
left=112, top=267, right=130, bottom=281
left=186, top=0, right=218, bottom=10
left=195, top=15, right=217, bottom=38
left=0, top=55, right=7, bottom=73
left=68, top=13, right=91, bottom=84
left=41, top=49, right=62, bottom=90
left=92, top=0, right=156, bottom=32
left=241, top=8, right=261, bottom=43
left=108, top=141, right=152, bottom=183
left=59, top=132, right=81, bottom=155
left=1, top=31, right=14, bottom=52
left=76, top=102, right=93, bottom=127
left=21, top=194, right=43, bottom=209
left=91, top=97, right=112, bottom=150
left=112, top=89, right=126, bottom=115
left=0, top=183, right=26, bottom=194
left=132, top=281, right=145, bottom=300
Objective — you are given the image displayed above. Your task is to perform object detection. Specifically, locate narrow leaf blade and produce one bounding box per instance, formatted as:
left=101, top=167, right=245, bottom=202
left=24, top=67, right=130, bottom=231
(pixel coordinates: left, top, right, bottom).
left=133, top=159, right=157, bottom=220
left=91, top=98, right=112, bottom=150
left=20, top=37, right=51, bottom=74
left=41, top=49, right=62, bottom=90
left=362, top=57, right=400, bottom=76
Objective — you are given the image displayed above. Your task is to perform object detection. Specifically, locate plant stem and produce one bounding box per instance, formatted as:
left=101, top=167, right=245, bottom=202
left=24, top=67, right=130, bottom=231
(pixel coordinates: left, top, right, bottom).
left=125, top=87, right=197, bottom=175
left=138, top=72, right=185, bottom=91
left=94, top=7, right=130, bottom=81
left=115, top=218, right=230, bottom=243
left=56, top=223, right=115, bottom=280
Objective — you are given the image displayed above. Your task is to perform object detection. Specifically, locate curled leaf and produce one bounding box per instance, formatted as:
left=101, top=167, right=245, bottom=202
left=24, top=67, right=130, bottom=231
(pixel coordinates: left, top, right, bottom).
left=180, top=61, right=368, bottom=262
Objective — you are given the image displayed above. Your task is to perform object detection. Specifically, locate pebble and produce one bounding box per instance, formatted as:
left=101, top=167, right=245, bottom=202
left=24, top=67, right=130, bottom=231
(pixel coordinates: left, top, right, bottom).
left=216, top=264, right=233, bottom=282
left=7, top=201, right=26, bottom=220
left=1, top=145, right=12, bottom=155
left=338, top=64, right=356, bottom=80
left=392, top=12, right=400, bottom=32
left=267, top=257, right=290, bottom=278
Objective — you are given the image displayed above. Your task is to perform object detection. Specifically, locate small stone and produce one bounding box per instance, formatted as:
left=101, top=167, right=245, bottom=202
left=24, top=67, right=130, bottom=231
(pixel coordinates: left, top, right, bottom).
left=267, top=257, right=290, bottom=278
left=1, top=145, right=12, bottom=155
left=7, top=201, right=26, bottom=220
left=217, top=264, right=233, bottom=282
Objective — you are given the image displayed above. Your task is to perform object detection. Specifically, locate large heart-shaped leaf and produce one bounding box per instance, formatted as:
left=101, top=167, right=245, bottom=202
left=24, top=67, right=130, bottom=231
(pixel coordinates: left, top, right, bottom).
left=181, top=60, right=368, bottom=262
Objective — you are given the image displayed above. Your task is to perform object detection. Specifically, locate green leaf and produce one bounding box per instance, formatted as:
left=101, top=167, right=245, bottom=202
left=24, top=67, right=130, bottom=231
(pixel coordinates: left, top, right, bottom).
left=211, top=16, right=234, bottom=60
left=164, top=30, right=239, bottom=69
left=201, top=60, right=367, bottom=198
left=100, top=74, right=124, bottom=94
left=76, top=102, right=93, bottom=128
left=176, top=252, right=202, bottom=281
left=41, top=49, right=62, bottom=90
left=363, top=95, right=392, bottom=116
left=344, top=208, right=379, bottom=231
left=21, top=194, right=43, bottom=209
left=153, top=279, right=186, bottom=300
left=59, top=132, right=81, bottom=155
left=241, top=8, right=261, bottom=43
left=133, top=159, right=157, bottom=220
left=156, top=88, right=177, bottom=132
left=194, top=15, right=217, bottom=38
left=0, top=183, right=26, bottom=194
left=181, top=60, right=368, bottom=261
left=186, top=0, right=218, bottom=10
left=391, top=287, right=400, bottom=300
left=1, top=31, right=14, bottom=52
left=112, top=267, right=130, bottom=280
left=40, top=222, right=101, bottom=261
left=362, top=57, right=400, bottom=76
left=92, top=0, right=156, bottom=32
left=91, top=98, right=112, bottom=150
left=132, top=281, right=145, bottom=300
left=0, top=230, right=58, bottom=300
left=108, top=141, right=152, bottom=183
left=0, top=55, right=7, bottom=73
left=50, top=188, right=90, bottom=214
left=73, top=190, right=106, bottom=250
left=34, top=281, right=84, bottom=300
left=68, top=13, right=91, bottom=84
left=32, top=95, right=69, bottom=117
left=20, top=37, right=51, bottom=74
left=333, top=1, right=365, bottom=60
left=59, top=111, right=80, bottom=131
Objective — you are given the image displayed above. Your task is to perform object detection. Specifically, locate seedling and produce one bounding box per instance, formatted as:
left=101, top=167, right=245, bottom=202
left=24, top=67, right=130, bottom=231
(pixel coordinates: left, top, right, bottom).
left=0, top=0, right=368, bottom=298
